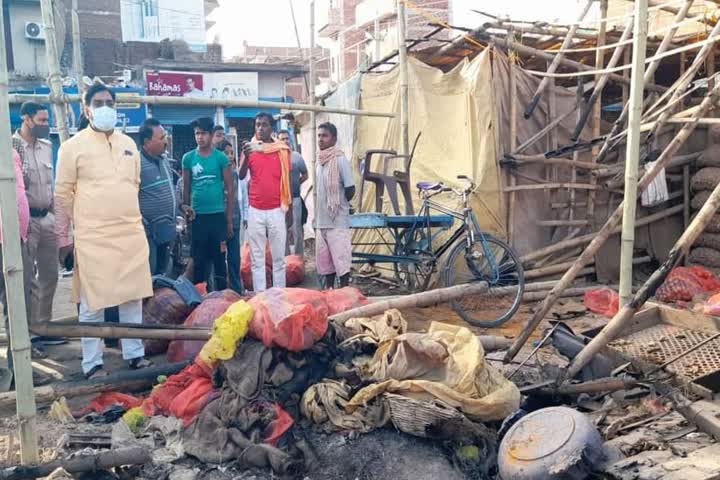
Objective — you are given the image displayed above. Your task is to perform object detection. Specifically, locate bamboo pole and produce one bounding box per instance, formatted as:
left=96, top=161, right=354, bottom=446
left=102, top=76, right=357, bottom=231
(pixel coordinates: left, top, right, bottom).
left=6, top=94, right=395, bottom=118
left=507, top=155, right=604, bottom=170
left=524, top=256, right=651, bottom=280
left=0, top=447, right=152, bottom=480
left=571, top=19, right=634, bottom=141
left=513, top=108, right=576, bottom=155
left=31, top=321, right=212, bottom=340
left=39, top=0, right=69, bottom=142
left=482, top=22, right=602, bottom=41
left=589, top=0, right=609, bottom=224
left=523, top=0, right=595, bottom=119
left=310, top=0, right=318, bottom=230
left=505, top=79, right=720, bottom=363
left=71, top=0, right=83, bottom=93
left=503, top=182, right=612, bottom=193
left=397, top=0, right=410, bottom=156
left=620, top=0, right=649, bottom=306
left=0, top=5, right=38, bottom=464
left=329, top=282, right=489, bottom=323
left=521, top=204, right=683, bottom=265
left=508, top=37, right=518, bottom=245
left=595, top=0, right=694, bottom=163
left=0, top=362, right=188, bottom=411
left=565, top=169, right=720, bottom=380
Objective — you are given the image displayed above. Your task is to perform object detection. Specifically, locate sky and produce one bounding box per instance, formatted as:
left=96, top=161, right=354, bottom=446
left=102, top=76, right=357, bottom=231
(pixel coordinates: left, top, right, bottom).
left=207, top=0, right=595, bottom=59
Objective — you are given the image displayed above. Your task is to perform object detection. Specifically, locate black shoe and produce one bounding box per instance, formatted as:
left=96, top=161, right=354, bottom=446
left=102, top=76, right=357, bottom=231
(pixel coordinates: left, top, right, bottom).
left=339, top=273, right=351, bottom=288
left=129, top=357, right=153, bottom=370
left=319, top=273, right=336, bottom=290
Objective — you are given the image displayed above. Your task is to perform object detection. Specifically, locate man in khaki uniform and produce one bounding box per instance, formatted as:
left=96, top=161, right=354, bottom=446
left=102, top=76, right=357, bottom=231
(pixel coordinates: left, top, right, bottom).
left=13, top=102, right=59, bottom=346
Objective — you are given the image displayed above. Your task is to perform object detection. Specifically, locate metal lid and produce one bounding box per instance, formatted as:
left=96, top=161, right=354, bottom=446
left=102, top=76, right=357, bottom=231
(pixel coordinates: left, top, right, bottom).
left=505, top=407, right=577, bottom=461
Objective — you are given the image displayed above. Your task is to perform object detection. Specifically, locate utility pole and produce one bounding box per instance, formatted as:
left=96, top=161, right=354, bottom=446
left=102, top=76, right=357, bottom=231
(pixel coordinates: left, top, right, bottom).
left=310, top=0, right=318, bottom=219
left=40, top=0, right=69, bottom=142
left=396, top=0, right=409, bottom=156
left=0, top=2, right=39, bottom=465
left=71, top=0, right=83, bottom=93
left=619, top=0, right=649, bottom=306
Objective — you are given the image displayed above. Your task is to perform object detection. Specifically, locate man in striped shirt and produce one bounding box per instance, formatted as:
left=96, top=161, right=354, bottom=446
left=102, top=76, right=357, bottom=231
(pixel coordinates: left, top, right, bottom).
left=139, top=118, right=177, bottom=276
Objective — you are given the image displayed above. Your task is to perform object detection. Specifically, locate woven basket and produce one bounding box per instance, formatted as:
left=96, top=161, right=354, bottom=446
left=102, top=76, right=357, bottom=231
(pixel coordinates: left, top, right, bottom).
left=688, top=247, right=720, bottom=268
left=385, top=393, right=466, bottom=438
left=692, top=190, right=712, bottom=210
left=691, top=168, right=720, bottom=193
left=694, top=232, right=720, bottom=251
left=699, top=145, right=720, bottom=168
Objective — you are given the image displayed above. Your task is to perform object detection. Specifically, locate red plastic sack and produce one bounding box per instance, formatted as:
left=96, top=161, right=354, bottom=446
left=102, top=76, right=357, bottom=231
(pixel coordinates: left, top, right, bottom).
left=77, top=392, right=143, bottom=417
left=324, top=287, right=368, bottom=315
left=583, top=287, right=619, bottom=318
left=286, top=255, right=305, bottom=287
left=704, top=292, right=720, bottom=316
left=241, top=243, right=306, bottom=290
left=166, top=290, right=242, bottom=363
left=142, top=360, right=217, bottom=426
left=656, top=266, right=720, bottom=303
left=248, top=288, right=329, bottom=351
left=143, top=287, right=197, bottom=355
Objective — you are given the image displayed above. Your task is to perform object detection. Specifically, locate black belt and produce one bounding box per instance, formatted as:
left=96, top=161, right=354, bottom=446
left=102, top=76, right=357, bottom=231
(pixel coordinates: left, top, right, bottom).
left=29, top=208, right=49, bottom=218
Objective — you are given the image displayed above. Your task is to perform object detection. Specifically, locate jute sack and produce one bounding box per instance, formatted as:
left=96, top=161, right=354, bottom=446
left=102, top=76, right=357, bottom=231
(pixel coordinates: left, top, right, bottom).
left=688, top=247, right=720, bottom=268
left=698, top=144, right=720, bottom=168
left=691, top=167, right=720, bottom=193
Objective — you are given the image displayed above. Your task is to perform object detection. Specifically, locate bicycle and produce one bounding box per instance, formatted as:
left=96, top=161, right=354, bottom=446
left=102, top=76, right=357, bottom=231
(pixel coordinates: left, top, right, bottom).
left=351, top=175, right=525, bottom=327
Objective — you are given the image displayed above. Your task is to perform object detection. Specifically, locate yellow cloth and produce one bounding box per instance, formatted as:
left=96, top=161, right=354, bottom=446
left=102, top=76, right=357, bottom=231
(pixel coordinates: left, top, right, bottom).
left=348, top=322, right=520, bottom=422
left=54, top=128, right=152, bottom=310
left=198, top=300, right=253, bottom=366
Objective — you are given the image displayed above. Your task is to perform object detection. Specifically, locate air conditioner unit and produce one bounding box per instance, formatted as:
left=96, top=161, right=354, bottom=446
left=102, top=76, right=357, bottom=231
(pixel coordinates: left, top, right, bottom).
left=25, top=22, right=46, bottom=41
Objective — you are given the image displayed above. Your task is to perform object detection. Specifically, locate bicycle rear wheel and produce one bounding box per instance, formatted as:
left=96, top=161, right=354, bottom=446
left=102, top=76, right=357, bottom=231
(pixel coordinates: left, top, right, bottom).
left=443, top=235, right=524, bottom=328
left=393, top=229, right=435, bottom=292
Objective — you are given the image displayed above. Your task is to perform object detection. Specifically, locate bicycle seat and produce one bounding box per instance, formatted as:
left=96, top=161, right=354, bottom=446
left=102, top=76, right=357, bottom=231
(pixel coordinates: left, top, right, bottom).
left=417, top=181, right=442, bottom=191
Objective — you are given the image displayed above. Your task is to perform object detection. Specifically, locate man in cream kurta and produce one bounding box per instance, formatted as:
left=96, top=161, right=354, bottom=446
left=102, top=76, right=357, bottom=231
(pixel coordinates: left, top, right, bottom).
left=55, top=83, right=153, bottom=378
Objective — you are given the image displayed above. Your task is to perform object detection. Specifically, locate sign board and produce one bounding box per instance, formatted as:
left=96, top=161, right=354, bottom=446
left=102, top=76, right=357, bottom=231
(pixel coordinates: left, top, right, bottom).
left=120, top=0, right=207, bottom=53
left=144, top=70, right=259, bottom=101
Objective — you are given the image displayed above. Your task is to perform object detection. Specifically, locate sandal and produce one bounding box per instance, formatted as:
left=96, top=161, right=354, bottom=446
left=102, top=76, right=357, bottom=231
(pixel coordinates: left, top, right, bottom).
left=129, top=357, right=153, bottom=370
left=84, top=365, right=108, bottom=380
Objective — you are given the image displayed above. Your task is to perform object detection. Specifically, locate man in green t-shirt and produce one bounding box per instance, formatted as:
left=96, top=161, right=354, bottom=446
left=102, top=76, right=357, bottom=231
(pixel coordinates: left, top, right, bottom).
left=181, top=117, right=234, bottom=290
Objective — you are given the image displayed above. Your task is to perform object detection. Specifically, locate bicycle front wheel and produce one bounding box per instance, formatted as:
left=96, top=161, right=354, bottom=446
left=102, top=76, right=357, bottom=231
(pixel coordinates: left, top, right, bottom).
left=443, top=235, right=525, bottom=328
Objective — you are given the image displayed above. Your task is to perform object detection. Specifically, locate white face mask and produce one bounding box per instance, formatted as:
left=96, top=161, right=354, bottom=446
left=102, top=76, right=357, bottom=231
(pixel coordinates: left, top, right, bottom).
left=90, top=106, right=117, bottom=132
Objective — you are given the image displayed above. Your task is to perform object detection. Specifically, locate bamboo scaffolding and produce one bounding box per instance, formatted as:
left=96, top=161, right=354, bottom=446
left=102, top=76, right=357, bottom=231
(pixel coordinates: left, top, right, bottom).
left=488, top=34, right=666, bottom=93
left=6, top=94, right=395, bottom=118
left=0, top=3, right=38, bottom=464
left=565, top=167, right=720, bottom=380
left=571, top=19, right=634, bottom=141
left=505, top=78, right=720, bottom=363
left=503, top=182, right=614, bottom=192
left=521, top=204, right=684, bottom=266
left=71, top=0, right=83, bottom=93
left=647, top=20, right=720, bottom=143
left=523, top=0, right=595, bottom=118
left=620, top=0, right=649, bottom=306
